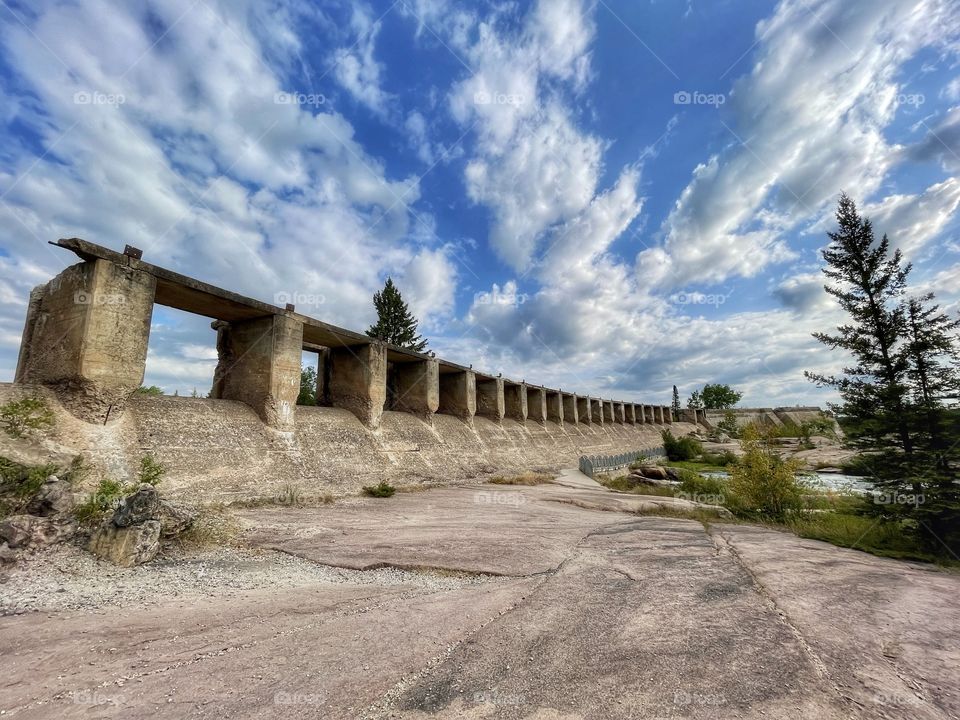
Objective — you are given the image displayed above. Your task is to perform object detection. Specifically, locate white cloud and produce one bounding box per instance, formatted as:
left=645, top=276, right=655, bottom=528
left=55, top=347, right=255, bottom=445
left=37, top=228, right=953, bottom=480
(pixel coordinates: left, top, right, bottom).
left=332, top=5, right=390, bottom=116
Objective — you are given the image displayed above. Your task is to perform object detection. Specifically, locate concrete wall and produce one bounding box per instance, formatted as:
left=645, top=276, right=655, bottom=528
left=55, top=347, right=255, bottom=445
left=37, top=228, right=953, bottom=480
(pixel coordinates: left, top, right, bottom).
left=475, top=377, right=504, bottom=420
left=702, top=407, right=833, bottom=430
left=0, top=385, right=692, bottom=502
left=438, top=369, right=475, bottom=418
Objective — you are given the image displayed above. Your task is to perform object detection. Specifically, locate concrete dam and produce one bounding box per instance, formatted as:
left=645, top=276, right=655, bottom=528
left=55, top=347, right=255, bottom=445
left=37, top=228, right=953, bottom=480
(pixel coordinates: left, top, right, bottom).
left=7, top=238, right=698, bottom=500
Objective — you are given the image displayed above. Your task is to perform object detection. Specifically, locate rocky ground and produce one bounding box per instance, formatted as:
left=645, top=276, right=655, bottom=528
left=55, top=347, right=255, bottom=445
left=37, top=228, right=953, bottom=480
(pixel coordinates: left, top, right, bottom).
left=1, top=470, right=957, bottom=719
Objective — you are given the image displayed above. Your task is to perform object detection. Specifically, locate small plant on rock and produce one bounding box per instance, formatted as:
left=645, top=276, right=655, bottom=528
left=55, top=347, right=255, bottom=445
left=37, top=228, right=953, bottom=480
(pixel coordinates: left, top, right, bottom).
left=73, top=478, right=132, bottom=527
left=0, top=396, right=54, bottom=438
left=138, top=454, right=165, bottom=485
left=362, top=480, right=396, bottom=498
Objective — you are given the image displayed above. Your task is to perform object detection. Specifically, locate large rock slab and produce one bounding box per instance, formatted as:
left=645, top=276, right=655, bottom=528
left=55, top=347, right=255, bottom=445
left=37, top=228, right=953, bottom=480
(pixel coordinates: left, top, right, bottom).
left=87, top=520, right=160, bottom=567
left=0, top=514, right=76, bottom=549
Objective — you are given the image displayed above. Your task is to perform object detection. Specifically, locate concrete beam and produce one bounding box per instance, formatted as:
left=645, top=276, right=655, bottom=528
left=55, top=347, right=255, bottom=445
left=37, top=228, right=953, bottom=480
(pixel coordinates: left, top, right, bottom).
left=16, top=259, right=156, bottom=423
left=212, top=313, right=303, bottom=431
left=614, top=402, right=626, bottom=424
left=504, top=382, right=527, bottom=421
left=546, top=390, right=563, bottom=424
left=327, top=342, right=387, bottom=427
left=576, top=396, right=591, bottom=424
left=475, top=376, right=504, bottom=421
left=394, top=359, right=440, bottom=416
left=562, top=393, right=578, bottom=424
left=527, top=386, right=547, bottom=423
left=438, top=369, right=475, bottom=419
left=591, top=398, right=604, bottom=425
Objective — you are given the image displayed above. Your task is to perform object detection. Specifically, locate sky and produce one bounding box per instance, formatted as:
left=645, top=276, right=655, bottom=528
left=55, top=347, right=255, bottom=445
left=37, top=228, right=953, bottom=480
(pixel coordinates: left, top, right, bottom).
left=1, top=0, right=959, bottom=408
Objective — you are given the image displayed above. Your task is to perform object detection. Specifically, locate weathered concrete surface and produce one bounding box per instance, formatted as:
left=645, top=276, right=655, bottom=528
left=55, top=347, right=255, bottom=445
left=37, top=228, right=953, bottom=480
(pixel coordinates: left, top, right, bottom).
left=328, top=342, right=388, bottom=428
left=475, top=377, right=504, bottom=421
left=16, top=259, right=156, bottom=423
left=436, top=368, right=474, bottom=419
left=504, top=382, right=527, bottom=421
left=3, top=481, right=956, bottom=719
left=394, top=359, right=440, bottom=416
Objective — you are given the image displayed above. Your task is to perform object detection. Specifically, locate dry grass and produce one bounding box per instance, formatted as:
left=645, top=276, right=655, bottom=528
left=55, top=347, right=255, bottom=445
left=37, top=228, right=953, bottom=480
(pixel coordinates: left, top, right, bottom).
left=230, top=485, right=335, bottom=509
left=177, top=504, right=242, bottom=548
left=487, top=471, right=555, bottom=486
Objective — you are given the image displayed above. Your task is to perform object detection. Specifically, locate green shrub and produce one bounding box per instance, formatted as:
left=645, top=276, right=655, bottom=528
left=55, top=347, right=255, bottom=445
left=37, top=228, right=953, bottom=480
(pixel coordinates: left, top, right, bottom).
left=678, top=471, right=725, bottom=497
left=726, top=425, right=804, bottom=520
left=0, top=396, right=54, bottom=438
left=662, top=429, right=702, bottom=461
left=74, top=478, right=132, bottom=527
left=138, top=454, right=165, bottom=485
left=699, top=450, right=738, bottom=467
left=136, top=386, right=164, bottom=396
left=716, top=410, right=741, bottom=438
left=488, top=472, right=553, bottom=485
left=0, top=457, right=59, bottom=517
left=362, top=480, right=396, bottom=498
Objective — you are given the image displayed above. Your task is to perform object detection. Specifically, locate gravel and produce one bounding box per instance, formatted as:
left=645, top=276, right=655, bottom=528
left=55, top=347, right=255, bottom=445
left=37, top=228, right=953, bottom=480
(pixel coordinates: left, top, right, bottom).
left=0, top=543, right=500, bottom=614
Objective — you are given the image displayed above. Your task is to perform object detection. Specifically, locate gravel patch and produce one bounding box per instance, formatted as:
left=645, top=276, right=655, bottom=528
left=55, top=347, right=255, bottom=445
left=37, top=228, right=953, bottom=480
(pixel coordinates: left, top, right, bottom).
left=0, top=543, right=500, bottom=614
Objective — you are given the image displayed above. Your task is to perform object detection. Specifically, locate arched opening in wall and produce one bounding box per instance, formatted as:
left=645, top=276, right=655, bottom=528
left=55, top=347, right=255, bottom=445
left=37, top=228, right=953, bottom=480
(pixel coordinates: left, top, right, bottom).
left=142, top=306, right=218, bottom=397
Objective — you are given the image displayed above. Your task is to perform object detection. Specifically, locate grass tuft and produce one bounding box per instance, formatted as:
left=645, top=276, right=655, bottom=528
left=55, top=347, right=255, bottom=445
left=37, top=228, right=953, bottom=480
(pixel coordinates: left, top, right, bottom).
left=487, top=471, right=554, bottom=486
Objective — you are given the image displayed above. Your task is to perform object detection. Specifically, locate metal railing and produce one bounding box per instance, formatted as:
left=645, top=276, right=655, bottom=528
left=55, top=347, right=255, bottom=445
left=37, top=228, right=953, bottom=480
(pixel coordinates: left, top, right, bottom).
left=578, top=447, right=666, bottom=478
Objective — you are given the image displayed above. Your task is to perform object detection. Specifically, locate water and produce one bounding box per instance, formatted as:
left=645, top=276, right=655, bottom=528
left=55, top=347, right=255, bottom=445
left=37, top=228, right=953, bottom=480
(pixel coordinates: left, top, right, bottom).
left=702, top=470, right=874, bottom=494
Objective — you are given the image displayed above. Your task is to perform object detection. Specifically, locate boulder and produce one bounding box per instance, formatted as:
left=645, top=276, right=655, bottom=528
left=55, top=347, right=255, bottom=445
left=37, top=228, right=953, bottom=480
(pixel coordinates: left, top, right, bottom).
left=664, top=467, right=683, bottom=482
left=158, top=500, right=196, bottom=538
left=0, top=514, right=76, bottom=549
left=627, top=473, right=675, bottom=488
left=635, top=465, right=668, bottom=480
left=25, top=475, right=74, bottom=517
left=111, top=484, right=160, bottom=527
left=88, top=520, right=161, bottom=567
left=0, top=541, right=17, bottom=565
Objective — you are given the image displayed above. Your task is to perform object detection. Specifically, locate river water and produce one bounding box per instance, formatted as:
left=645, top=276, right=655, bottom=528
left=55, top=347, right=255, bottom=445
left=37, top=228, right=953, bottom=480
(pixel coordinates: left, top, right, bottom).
left=702, top=470, right=874, bottom=494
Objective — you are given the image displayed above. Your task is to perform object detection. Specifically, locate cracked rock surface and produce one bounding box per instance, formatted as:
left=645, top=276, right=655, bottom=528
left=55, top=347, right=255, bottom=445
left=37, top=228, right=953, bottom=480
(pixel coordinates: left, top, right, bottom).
left=1, top=474, right=957, bottom=719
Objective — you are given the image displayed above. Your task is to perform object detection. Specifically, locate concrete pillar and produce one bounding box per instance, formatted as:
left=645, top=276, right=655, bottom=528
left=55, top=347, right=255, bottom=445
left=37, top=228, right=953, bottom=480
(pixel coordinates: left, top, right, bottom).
left=316, top=347, right=331, bottom=406
left=562, top=393, right=578, bottom=424
left=627, top=403, right=637, bottom=424
left=615, top=402, right=626, bottom=424
left=591, top=398, right=604, bottom=425
left=16, top=259, right=156, bottom=423
left=576, top=396, right=591, bottom=424
left=633, top=404, right=644, bottom=424
left=655, top=405, right=665, bottom=424
left=527, top=386, right=547, bottom=423
left=393, top=359, right=440, bottom=416
left=664, top=405, right=674, bottom=424
left=476, top=376, right=504, bottom=421
left=603, top=400, right=615, bottom=423
left=504, top=382, right=527, bottom=421
left=680, top=408, right=698, bottom=424
left=644, top=405, right=654, bottom=423
left=545, top=390, right=563, bottom=424
left=328, top=342, right=387, bottom=427
left=213, top=313, right=303, bottom=431
left=438, top=369, right=476, bottom=419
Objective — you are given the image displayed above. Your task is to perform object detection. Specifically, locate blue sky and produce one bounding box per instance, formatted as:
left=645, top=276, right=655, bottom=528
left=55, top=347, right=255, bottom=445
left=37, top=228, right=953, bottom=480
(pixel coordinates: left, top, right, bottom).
left=1, top=0, right=959, bottom=407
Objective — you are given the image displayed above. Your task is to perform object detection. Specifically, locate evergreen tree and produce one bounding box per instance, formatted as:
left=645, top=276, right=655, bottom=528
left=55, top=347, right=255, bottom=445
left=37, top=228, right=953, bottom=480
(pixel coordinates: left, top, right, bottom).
left=805, top=194, right=914, bottom=466
left=672, top=385, right=681, bottom=419
left=366, top=278, right=428, bottom=352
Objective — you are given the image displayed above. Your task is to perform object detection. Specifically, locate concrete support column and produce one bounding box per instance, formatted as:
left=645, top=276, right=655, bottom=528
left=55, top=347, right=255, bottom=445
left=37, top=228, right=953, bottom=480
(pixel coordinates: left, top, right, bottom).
left=562, top=393, right=578, bottom=425
left=664, top=405, right=674, bottom=424
left=315, top=347, right=331, bottom=406
left=476, top=376, right=504, bottom=421
left=644, top=405, right=654, bottom=423
left=504, top=382, right=527, bottom=421
left=627, top=404, right=637, bottom=424
left=546, top=391, right=564, bottom=424
left=603, top=400, right=615, bottom=423
left=16, top=259, right=157, bottom=423
left=213, top=313, right=303, bottom=431
left=680, top=408, right=697, bottom=424
left=655, top=406, right=665, bottom=424
left=438, top=369, right=476, bottom=419
left=591, top=399, right=603, bottom=425
left=527, top=386, right=547, bottom=423
left=394, top=359, right=440, bottom=416
left=615, top=402, right=626, bottom=424
left=576, top=396, right=591, bottom=424
left=328, top=342, right=387, bottom=428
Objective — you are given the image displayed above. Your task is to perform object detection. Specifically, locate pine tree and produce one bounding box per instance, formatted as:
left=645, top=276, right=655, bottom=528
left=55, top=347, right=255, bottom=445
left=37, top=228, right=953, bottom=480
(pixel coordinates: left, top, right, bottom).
left=805, top=194, right=914, bottom=467
left=366, top=277, right=428, bottom=352
left=672, top=385, right=681, bottom=419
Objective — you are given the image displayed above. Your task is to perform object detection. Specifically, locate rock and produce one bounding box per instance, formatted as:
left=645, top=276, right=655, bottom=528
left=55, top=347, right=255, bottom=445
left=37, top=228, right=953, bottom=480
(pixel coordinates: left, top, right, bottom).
left=0, top=514, right=77, bottom=549
left=635, top=465, right=668, bottom=480
left=627, top=473, right=675, bottom=488
left=88, top=520, right=161, bottom=567
left=111, top=484, right=160, bottom=527
left=663, top=467, right=683, bottom=482
left=158, top=500, right=196, bottom=538
left=0, top=541, right=17, bottom=565
left=25, top=475, right=74, bottom=517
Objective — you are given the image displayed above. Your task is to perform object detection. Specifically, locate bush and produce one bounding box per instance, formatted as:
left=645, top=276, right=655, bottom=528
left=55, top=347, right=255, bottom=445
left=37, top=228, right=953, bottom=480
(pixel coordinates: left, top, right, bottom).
left=678, top=471, right=725, bottom=497
left=662, top=429, right=702, bottom=461
left=363, top=480, right=396, bottom=498
left=0, top=396, right=54, bottom=438
left=488, top=471, right=553, bottom=485
left=699, top=450, right=739, bottom=467
left=74, top=478, right=132, bottom=527
left=136, top=386, right=164, bottom=396
left=716, top=410, right=740, bottom=438
left=725, top=425, right=804, bottom=520
left=139, top=454, right=165, bottom=485
left=0, top=457, right=59, bottom=517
